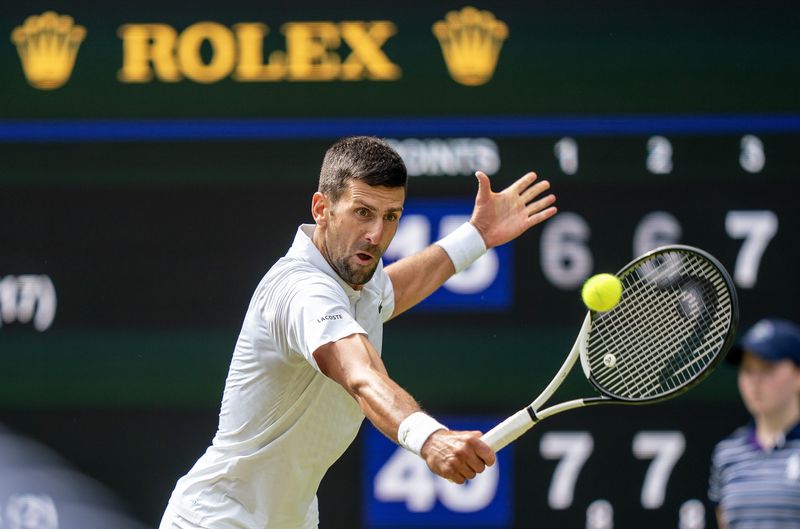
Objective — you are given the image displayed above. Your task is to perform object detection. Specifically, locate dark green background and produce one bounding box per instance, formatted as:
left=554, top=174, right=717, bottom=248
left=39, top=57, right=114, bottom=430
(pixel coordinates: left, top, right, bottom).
left=2, top=0, right=799, bottom=118
left=1, top=1, right=799, bottom=527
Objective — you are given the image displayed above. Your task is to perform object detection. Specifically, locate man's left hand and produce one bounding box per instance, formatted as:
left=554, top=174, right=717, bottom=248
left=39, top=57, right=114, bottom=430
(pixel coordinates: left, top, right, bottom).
left=469, top=170, right=557, bottom=249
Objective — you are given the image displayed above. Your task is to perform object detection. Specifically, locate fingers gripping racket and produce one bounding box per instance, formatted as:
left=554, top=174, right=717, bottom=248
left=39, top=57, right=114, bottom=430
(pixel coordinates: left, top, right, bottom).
left=481, top=245, right=739, bottom=452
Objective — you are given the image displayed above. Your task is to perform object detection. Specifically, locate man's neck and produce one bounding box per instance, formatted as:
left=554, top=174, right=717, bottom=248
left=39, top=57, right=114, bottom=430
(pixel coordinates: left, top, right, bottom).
left=756, top=405, right=800, bottom=449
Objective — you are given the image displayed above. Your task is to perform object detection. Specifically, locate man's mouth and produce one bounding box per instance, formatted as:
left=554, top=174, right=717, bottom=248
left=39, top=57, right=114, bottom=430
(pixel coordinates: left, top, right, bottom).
left=355, top=252, right=374, bottom=264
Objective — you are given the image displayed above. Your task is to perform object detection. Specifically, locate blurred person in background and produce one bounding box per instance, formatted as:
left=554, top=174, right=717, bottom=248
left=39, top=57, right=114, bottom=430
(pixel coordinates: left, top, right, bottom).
left=709, top=318, right=800, bottom=529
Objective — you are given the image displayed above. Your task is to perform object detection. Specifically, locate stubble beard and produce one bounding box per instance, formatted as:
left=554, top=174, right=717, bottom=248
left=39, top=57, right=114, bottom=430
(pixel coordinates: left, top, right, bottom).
left=333, top=256, right=379, bottom=286
left=322, top=237, right=382, bottom=287
left=321, top=210, right=383, bottom=287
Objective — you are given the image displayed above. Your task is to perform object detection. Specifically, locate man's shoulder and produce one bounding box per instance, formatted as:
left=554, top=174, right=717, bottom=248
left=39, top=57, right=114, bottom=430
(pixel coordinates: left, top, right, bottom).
left=269, top=256, right=322, bottom=276
left=712, top=425, right=754, bottom=461
left=720, top=424, right=752, bottom=444
left=265, top=257, right=341, bottom=292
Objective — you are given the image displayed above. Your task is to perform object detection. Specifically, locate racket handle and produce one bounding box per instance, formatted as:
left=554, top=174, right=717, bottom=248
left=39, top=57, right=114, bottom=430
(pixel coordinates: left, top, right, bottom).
left=480, top=409, right=535, bottom=452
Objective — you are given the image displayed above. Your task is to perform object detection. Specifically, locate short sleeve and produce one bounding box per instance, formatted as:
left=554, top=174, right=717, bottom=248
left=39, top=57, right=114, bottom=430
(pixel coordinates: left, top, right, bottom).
left=284, top=277, right=366, bottom=371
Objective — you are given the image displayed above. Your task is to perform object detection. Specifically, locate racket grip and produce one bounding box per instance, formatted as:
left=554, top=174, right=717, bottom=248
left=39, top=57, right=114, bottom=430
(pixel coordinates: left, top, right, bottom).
left=480, top=409, right=535, bottom=452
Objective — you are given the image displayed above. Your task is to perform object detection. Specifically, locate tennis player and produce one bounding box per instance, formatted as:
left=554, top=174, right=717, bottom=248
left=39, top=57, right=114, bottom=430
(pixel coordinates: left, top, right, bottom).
left=159, top=136, right=557, bottom=529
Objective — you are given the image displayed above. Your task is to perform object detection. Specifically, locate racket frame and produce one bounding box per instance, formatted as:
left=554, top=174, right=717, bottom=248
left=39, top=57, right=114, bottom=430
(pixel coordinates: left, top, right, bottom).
left=584, top=244, right=739, bottom=403
left=480, top=244, right=739, bottom=452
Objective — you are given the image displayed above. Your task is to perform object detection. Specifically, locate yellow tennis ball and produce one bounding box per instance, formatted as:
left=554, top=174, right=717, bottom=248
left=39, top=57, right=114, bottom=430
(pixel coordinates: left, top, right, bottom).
left=581, top=273, right=623, bottom=312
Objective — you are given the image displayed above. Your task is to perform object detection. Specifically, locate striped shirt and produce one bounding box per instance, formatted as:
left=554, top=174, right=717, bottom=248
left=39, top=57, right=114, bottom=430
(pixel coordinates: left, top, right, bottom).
left=709, top=421, right=800, bottom=529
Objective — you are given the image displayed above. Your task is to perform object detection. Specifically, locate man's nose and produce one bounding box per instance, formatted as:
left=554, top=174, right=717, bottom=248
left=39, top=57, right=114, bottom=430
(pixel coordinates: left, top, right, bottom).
left=365, top=219, right=383, bottom=244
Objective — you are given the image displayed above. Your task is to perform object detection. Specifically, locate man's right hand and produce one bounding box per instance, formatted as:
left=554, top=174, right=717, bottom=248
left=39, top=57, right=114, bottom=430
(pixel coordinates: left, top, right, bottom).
left=420, top=430, right=496, bottom=484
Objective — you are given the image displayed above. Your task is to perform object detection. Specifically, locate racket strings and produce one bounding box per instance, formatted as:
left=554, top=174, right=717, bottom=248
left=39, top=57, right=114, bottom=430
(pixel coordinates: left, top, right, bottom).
left=599, top=253, right=691, bottom=397
left=613, top=258, right=726, bottom=396
left=593, top=252, right=688, bottom=397
left=586, top=250, right=733, bottom=400
left=611, top=257, right=730, bottom=397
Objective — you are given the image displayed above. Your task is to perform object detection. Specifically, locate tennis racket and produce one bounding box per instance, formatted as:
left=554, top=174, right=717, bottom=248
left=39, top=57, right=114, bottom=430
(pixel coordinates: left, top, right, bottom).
left=481, top=244, right=739, bottom=452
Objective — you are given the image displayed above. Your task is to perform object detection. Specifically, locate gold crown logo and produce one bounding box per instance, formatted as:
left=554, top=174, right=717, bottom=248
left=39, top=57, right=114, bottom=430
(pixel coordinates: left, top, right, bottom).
left=11, top=11, right=86, bottom=90
left=432, top=6, right=508, bottom=86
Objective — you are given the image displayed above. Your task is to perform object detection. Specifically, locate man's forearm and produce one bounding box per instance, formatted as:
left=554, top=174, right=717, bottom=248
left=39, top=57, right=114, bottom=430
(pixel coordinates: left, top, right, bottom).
left=385, top=244, right=455, bottom=317
left=314, top=334, right=429, bottom=444
left=350, top=365, right=423, bottom=439
left=386, top=222, right=486, bottom=317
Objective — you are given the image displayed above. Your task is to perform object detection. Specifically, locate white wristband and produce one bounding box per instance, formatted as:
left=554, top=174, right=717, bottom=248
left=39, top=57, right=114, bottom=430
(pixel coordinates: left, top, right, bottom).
left=434, top=222, right=487, bottom=273
left=397, top=412, right=447, bottom=456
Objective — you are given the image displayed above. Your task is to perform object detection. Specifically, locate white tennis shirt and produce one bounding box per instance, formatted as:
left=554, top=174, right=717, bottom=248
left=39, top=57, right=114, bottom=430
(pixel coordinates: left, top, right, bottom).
left=168, top=224, right=395, bottom=529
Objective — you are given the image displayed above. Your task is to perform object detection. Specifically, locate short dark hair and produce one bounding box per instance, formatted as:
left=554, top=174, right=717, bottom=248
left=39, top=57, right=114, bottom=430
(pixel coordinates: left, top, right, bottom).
left=318, top=136, right=407, bottom=202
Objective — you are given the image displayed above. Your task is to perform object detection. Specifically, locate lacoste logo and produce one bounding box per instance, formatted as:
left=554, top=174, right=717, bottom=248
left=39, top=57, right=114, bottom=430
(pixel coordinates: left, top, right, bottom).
left=316, top=314, right=343, bottom=323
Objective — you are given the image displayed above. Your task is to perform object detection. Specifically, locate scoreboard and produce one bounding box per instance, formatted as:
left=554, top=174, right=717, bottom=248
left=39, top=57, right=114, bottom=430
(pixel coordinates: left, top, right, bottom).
left=1, top=1, right=799, bottom=528
left=2, top=129, right=797, bottom=528
left=2, top=130, right=795, bottom=335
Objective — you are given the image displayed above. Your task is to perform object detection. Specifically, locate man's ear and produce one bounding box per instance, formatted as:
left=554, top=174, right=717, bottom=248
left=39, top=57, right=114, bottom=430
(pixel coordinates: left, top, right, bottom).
left=311, top=192, right=329, bottom=227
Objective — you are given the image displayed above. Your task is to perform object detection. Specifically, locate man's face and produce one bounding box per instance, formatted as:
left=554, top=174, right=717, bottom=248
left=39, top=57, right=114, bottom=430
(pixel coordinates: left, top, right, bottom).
left=738, top=352, right=800, bottom=419
left=314, top=180, right=405, bottom=289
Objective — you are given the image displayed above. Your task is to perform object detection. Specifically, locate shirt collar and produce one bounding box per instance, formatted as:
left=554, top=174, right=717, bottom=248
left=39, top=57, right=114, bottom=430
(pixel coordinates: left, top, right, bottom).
left=286, top=224, right=361, bottom=300
left=745, top=420, right=800, bottom=450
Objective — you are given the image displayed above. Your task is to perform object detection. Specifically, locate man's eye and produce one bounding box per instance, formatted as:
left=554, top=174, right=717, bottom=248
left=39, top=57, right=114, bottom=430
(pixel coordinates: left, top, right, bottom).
left=384, top=213, right=398, bottom=222
left=356, top=208, right=370, bottom=217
